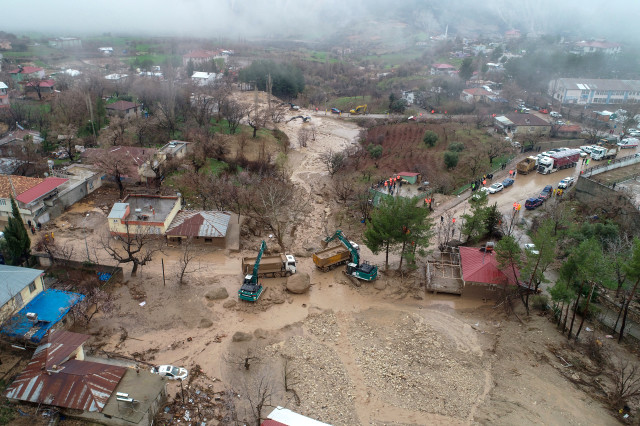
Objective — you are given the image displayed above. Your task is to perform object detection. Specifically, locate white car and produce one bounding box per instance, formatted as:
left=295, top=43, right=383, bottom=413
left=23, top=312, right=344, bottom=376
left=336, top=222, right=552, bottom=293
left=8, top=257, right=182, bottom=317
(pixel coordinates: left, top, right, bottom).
left=580, top=145, right=595, bottom=154
left=151, top=365, right=188, bottom=380
left=550, top=111, right=562, bottom=118
left=488, top=183, right=504, bottom=193
left=558, top=177, right=575, bottom=189
left=524, top=243, right=539, bottom=255
left=629, top=130, right=640, bottom=137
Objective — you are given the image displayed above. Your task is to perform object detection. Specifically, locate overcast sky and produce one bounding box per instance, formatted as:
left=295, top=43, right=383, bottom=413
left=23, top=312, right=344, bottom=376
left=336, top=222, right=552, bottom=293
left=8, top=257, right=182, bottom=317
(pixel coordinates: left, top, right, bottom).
left=4, top=0, right=639, bottom=43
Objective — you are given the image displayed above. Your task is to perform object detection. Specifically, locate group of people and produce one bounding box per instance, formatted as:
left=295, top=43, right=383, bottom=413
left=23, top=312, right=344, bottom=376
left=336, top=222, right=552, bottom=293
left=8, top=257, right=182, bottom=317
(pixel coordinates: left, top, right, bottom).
left=552, top=188, right=564, bottom=197
left=470, top=173, right=494, bottom=191
left=26, top=220, right=42, bottom=235
left=374, top=175, right=404, bottom=195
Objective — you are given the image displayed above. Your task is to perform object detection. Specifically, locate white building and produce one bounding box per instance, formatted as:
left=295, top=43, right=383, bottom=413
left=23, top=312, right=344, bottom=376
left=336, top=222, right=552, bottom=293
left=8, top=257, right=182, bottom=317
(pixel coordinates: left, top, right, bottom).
left=549, top=78, right=640, bottom=105
left=191, top=72, right=217, bottom=86
left=573, top=40, right=621, bottom=55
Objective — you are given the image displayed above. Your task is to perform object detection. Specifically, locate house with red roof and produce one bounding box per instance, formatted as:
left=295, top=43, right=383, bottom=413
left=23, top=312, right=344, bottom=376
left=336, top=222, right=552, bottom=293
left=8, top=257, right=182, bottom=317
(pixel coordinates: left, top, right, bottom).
left=430, top=63, right=457, bottom=76
left=6, top=330, right=167, bottom=426
left=105, top=100, right=141, bottom=119
left=504, top=29, right=521, bottom=40
left=0, top=175, right=68, bottom=224
left=459, top=246, right=520, bottom=288
left=8, top=65, right=45, bottom=82
left=574, top=40, right=621, bottom=55
left=182, top=49, right=225, bottom=66
left=21, top=78, right=55, bottom=99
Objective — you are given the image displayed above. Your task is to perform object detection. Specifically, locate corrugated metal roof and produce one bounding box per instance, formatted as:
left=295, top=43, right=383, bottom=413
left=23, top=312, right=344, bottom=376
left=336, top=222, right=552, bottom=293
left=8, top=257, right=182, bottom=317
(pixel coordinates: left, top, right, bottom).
left=0, top=82, right=8, bottom=89
left=108, top=202, right=129, bottom=219
left=0, top=265, right=44, bottom=307
left=166, top=210, right=230, bottom=238
left=459, top=246, right=519, bottom=286
left=15, top=177, right=68, bottom=204
left=5, top=330, right=126, bottom=412
left=267, top=407, right=332, bottom=426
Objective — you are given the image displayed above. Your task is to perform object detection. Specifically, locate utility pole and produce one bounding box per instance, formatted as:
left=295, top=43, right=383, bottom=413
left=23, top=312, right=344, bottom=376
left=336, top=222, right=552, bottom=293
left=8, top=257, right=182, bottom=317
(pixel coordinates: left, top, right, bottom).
left=267, top=73, right=272, bottom=117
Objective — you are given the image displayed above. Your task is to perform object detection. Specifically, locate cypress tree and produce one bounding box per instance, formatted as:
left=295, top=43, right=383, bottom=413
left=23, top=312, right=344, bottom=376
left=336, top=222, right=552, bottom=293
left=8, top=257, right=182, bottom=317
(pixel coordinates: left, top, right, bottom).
left=3, top=197, right=31, bottom=265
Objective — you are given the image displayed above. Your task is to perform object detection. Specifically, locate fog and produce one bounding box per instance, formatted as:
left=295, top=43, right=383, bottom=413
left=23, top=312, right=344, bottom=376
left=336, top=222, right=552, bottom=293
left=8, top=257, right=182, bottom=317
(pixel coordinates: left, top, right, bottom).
left=4, top=0, right=640, bottom=43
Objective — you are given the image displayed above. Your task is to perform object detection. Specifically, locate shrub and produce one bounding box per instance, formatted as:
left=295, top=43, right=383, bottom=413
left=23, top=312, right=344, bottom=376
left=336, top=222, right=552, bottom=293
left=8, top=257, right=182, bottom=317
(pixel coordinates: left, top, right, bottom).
left=423, top=130, right=438, bottom=147
left=531, top=294, right=549, bottom=311
left=367, top=144, right=383, bottom=159
left=443, top=151, right=459, bottom=169
left=448, top=142, right=465, bottom=152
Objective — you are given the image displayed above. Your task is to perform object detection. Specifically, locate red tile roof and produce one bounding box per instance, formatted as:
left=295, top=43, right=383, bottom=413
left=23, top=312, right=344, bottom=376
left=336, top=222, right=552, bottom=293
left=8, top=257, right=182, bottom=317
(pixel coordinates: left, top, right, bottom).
left=15, top=177, right=68, bottom=204
left=261, top=421, right=287, bottom=426
left=558, top=124, right=582, bottom=133
left=105, top=100, right=140, bottom=111
left=8, top=66, right=44, bottom=74
left=398, top=172, right=420, bottom=177
left=183, top=49, right=221, bottom=59
left=166, top=210, right=230, bottom=238
left=459, top=246, right=519, bottom=286
left=5, top=330, right=126, bottom=412
left=0, top=175, right=43, bottom=199
left=23, top=79, right=55, bottom=88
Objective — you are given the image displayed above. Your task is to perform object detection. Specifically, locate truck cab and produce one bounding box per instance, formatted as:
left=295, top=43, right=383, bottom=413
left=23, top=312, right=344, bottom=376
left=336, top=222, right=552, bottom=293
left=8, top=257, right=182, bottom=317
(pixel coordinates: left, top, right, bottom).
left=285, top=254, right=297, bottom=274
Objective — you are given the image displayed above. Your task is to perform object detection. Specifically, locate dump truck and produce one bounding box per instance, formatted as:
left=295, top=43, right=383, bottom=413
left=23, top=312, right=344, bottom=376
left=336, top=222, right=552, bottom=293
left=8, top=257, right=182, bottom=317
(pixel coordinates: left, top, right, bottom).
left=314, top=230, right=378, bottom=281
left=349, top=105, right=367, bottom=115
left=241, top=254, right=296, bottom=278
left=516, top=156, right=538, bottom=175
left=537, top=149, right=581, bottom=174
left=313, top=244, right=354, bottom=272
left=591, top=139, right=620, bottom=161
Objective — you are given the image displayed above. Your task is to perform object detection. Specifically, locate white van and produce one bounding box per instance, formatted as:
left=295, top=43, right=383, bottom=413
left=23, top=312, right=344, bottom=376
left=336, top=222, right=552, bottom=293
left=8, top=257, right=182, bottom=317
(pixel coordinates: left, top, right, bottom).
left=618, top=138, right=639, bottom=149
left=550, top=111, right=562, bottom=118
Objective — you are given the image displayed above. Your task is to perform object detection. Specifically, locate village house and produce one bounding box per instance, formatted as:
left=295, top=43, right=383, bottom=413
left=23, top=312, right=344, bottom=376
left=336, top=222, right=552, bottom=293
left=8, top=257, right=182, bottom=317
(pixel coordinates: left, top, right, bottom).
left=549, top=78, right=640, bottom=105
left=0, top=264, right=45, bottom=324
left=105, top=100, right=142, bottom=119
left=573, top=40, right=621, bottom=55
left=494, top=113, right=551, bottom=136
left=0, top=129, right=43, bottom=148
left=165, top=210, right=230, bottom=247
left=504, top=29, right=521, bottom=40
left=0, top=175, right=69, bottom=224
left=81, top=146, right=158, bottom=184
left=98, top=46, right=113, bottom=55
left=430, top=63, right=457, bottom=76
left=191, top=71, right=217, bottom=86
left=108, top=194, right=182, bottom=236
left=157, top=140, right=190, bottom=162
left=182, top=49, right=225, bottom=66
left=22, top=79, right=55, bottom=98
left=5, top=330, right=167, bottom=426
left=460, top=88, right=493, bottom=103
left=8, top=66, right=45, bottom=83
left=0, top=82, right=9, bottom=108
left=48, top=37, right=82, bottom=49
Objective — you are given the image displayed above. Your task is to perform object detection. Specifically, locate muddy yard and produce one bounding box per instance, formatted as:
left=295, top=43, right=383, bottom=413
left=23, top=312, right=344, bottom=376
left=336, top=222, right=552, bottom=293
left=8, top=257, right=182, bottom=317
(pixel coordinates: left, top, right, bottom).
left=36, top=102, right=629, bottom=425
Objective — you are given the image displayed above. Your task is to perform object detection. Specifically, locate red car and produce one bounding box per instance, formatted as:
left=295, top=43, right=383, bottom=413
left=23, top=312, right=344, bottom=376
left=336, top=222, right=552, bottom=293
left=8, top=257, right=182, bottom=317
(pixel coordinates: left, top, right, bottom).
left=539, top=108, right=549, bottom=114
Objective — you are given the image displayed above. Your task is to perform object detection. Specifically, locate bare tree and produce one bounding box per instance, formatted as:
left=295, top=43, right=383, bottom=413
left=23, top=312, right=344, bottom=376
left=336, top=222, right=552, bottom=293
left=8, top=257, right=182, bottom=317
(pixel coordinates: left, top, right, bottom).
left=34, top=234, right=74, bottom=266
left=247, top=107, right=268, bottom=138
left=93, top=148, right=146, bottom=199
left=333, top=176, right=356, bottom=204
left=53, top=124, right=79, bottom=161
left=485, top=138, right=509, bottom=165
left=100, top=224, right=163, bottom=276
left=248, top=178, right=310, bottom=252
left=72, top=286, right=115, bottom=326
left=297, top=127, right=312, bottom=148
left=101, top=116, right=128, bottom=146
left=242, top=375, right=274, bottom=426
left=222, top=100, right=248, bottom=134
left=320, top=149, right=346, bottom=177
left=175, top=238, right=205, bottom=284
left=608, top=361, right=640, bottom=408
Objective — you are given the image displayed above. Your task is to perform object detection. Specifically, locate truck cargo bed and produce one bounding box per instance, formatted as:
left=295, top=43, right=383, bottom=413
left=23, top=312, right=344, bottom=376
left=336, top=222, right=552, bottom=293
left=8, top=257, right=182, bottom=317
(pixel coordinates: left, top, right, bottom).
left=313, top=245, right=351, bottom=270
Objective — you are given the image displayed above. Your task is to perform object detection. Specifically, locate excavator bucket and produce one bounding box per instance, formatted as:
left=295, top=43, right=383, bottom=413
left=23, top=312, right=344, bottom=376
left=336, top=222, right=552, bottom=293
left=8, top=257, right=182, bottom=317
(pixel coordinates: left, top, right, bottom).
left=320, top=239, right=329, bottom=248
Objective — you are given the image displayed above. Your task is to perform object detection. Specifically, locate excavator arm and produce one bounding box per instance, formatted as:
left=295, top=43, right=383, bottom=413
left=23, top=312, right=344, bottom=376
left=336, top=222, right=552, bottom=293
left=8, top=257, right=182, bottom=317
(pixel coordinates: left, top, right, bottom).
left=249, top=241, right=267, bottom=284
left=323, top=230, right=359, bottom=266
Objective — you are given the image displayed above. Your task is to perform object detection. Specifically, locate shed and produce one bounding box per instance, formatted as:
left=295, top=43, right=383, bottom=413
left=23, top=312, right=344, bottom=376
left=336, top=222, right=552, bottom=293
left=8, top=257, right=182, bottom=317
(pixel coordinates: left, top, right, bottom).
left=397, top=172, right=421, bottom=184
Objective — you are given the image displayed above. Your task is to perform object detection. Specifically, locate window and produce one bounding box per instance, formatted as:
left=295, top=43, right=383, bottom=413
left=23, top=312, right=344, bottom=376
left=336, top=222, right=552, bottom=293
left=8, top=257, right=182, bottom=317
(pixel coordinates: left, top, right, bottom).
left=29, top=282, right=36, bottom=293
left=205, top=238, right=212, bottom=243
left=14, top=292, right=23, bottom=307
left=0, top=199, right=6, bottom=206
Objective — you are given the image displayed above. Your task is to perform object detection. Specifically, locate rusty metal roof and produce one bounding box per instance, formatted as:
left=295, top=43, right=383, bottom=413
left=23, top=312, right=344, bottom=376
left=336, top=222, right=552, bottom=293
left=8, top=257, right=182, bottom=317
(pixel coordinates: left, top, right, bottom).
left=5, top=330, right=126, bottom=412
left=166, top=210, right=230, bottom=238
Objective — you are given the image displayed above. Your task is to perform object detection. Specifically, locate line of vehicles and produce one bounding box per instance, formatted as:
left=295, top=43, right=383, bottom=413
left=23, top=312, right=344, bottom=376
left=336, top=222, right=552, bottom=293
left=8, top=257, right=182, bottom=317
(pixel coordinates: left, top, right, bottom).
left=238, top=230, right=378, bottom=302
left=330, top=104, right=368, bottom=115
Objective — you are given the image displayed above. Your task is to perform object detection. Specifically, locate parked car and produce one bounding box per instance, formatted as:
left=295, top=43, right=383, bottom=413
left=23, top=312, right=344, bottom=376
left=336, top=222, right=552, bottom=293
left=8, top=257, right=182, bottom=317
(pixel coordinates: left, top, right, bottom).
left=539, top=185, right=553, bottom=200
left=539, top=108, right=549, bottom=114
left=524, top=243, right=539, bottom=255
left=550, top=111, right=562, bottom=118
left=502, top=178, right=515, bottom=187
left=330, top=108, right=341, bottom=114
left=558, top=177, right=575, bottom=189
left=488, top=183, right=504, bottom=193
left=525, top=198, right=544, bottom=210
left=629, top=130, right=640, bottom=137
left=151, top=365, right=188, bottom=381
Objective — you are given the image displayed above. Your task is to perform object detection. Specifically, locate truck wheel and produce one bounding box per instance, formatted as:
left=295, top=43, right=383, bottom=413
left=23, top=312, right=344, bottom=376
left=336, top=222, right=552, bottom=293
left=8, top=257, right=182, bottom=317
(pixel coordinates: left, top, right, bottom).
left=285, top=271, right=292, bottom=277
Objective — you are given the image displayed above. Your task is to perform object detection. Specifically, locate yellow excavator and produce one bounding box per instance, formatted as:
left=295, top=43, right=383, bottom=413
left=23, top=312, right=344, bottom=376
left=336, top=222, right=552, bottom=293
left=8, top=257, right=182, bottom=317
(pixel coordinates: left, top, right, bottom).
left=350, top=104, right=367, bottom=115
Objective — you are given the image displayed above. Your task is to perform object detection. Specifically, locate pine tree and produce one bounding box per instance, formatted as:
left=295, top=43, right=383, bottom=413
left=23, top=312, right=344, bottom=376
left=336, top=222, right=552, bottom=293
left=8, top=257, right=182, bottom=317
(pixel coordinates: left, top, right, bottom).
left=3, top=197, right=31, bottom=265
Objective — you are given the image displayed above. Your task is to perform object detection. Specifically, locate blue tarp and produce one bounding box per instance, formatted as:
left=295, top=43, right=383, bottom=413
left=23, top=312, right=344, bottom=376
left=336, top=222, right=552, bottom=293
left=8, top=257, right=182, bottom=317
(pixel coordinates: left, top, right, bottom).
left=1, top=289, right=85, bottom=343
